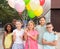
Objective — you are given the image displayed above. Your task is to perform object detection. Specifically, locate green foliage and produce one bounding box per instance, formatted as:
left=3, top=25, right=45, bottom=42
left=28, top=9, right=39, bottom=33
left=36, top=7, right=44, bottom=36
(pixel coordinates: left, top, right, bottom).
left=0, top=0, right=26, bottom=26
left=0, top=0, right=38, bottom=27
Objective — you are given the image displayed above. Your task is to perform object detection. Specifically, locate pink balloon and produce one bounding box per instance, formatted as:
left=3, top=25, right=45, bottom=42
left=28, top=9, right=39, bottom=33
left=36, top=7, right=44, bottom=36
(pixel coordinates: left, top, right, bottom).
left=15, top=1, right=25, bottom=12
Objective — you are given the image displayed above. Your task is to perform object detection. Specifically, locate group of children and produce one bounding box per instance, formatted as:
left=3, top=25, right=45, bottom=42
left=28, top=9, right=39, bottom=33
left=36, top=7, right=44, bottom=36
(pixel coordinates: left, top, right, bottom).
left=3, top=17, right=58, bottom=49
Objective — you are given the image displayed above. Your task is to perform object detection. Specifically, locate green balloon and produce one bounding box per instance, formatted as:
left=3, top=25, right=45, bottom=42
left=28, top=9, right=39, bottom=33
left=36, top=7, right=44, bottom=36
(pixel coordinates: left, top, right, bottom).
left=24, top=0, right=30, bottom=5
left=28, top=10, right=35, bottom=19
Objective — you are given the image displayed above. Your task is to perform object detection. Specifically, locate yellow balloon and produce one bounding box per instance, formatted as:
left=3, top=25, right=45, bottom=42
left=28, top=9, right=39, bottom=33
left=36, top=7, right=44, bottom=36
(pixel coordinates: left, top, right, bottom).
left=26, top=3, right=31, bottom=10
left=34, top=6, right=43, bottom=16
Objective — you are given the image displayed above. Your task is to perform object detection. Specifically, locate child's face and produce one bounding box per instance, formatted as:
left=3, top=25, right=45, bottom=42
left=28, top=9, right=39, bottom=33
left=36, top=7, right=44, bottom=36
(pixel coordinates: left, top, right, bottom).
left=28, top=23, right=34, bottom=30
left=16, top=22, right=22, bottom=29
left=12, top=19, right=17, bottom=25
left=46, top=24, right=53, bottom=32
left=7, top=25, right=11, bottom=32
left=39, top=18, right=46, bottom=25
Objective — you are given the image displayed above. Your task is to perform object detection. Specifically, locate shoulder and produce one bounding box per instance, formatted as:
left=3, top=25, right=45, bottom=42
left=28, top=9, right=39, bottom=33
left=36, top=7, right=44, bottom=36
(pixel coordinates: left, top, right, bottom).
left=43, top=32, right=48, bottom=38
left=13, top=29, right=17, bottom=32
left=34, top=30, right=39, bottom=35
left=20, top=29, right=24, bottom=34
left=13, top=29, right=17, bottom=34
left=4, top=31, right=7, bottom=35
left=21, top=29, right=24, bottom=31
left=35, top=25, right=40, bottom=29
left=43, top=32, right=48, bottom=35
left=36, top=25, right=40, bottom=27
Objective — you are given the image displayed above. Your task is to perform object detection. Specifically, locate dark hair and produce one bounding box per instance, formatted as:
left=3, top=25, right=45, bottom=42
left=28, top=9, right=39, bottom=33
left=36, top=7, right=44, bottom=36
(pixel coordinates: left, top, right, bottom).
left=46, top=22, right=52, bottom=25
left=38, top=16, right=46, bottom=24
left=39, top=16, right=46, bottom=20
left=4, top=23, right=13, bottom=33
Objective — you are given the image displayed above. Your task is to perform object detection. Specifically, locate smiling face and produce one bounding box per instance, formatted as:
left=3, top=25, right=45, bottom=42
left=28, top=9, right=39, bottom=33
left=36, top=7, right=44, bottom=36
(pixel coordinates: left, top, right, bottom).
left=6, top=25, right=12, bottom=32
left=39, top=17, right=46, bottom=26
left=16, top=21, right=22, bottom=29
left=28, top=21, right=35, bottom=30
left=46, top=24, right=53, bottom=32
left=12, top=19, right=17, bottom=25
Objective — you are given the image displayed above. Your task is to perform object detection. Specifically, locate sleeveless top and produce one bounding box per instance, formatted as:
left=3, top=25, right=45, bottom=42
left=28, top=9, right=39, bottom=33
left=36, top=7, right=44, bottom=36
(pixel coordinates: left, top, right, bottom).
left=4, top=33, right=12, bottom=48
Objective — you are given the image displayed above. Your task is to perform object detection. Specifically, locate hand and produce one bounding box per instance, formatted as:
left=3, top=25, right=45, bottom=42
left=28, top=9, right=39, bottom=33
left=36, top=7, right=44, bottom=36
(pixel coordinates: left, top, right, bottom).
left=25, top=28, right=29, bottom=33
left=27, top=33, right=32, bottom=37
left=54, top=31, right=58, bottom=35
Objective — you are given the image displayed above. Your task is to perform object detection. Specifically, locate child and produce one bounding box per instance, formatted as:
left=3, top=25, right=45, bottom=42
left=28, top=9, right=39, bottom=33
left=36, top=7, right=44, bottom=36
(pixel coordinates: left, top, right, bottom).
left=35, top=16, right=47, bottom=49
left=24, top=20, right=38, bottom=49
left=12, top=20, right=24, bottom=49
left=3, top=23, right=13, bottom=49
left=42, top=22, right=58, bottom=49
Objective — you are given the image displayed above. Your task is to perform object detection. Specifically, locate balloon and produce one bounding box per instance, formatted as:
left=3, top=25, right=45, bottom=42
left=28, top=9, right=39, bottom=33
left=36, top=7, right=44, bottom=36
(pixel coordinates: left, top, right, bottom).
left=8, top=0, right=15, bottom=8
left=28, top=10, right=35, bottom=19
left=15, top=1, right=25, bottom=12
left=34, top=6, right=43, bottom=16
left=30, top=0, right=40, bottom=10
left=26, top=3, right=31, bottom=10
left=40, top=0, right=45, bottom=6
left=24, top=0, right=30, bottom=5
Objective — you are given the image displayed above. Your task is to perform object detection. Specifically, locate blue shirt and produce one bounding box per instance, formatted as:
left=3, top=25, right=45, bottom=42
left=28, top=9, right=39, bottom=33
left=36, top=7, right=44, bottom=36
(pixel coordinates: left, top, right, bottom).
left=43, top=32, right=58, bottom=49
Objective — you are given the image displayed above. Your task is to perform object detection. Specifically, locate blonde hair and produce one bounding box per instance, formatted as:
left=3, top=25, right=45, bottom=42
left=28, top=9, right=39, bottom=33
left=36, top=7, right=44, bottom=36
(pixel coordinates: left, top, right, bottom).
left=28, top=20, right=35, bottom=25
left=27, top=20, right=35, bottom=30
left=16, top=20, right=23, bottom=24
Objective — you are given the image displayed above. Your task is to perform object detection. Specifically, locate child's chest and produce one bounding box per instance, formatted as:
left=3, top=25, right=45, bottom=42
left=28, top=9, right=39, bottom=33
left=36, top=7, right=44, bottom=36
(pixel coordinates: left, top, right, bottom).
left=16, top=31, right=23, bottom=36
left=45, top=34, right=56, bottom=41
left=29, top=31, right=35, bottom=36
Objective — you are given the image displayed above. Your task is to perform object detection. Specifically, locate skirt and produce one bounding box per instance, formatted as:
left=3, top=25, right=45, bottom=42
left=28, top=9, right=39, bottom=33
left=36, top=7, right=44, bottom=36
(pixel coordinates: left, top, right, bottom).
left=12, top=43, right=24, bottom=49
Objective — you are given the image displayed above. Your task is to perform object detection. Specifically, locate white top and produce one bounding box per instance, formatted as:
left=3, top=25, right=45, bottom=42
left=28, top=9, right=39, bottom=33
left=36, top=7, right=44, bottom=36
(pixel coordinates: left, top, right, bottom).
left=13, top=29, right=24, bottom=44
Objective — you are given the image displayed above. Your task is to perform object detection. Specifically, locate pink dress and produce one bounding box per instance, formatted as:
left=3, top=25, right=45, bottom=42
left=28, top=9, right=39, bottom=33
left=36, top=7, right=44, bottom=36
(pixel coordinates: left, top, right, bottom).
left=25, top=30, right=38, bottom=49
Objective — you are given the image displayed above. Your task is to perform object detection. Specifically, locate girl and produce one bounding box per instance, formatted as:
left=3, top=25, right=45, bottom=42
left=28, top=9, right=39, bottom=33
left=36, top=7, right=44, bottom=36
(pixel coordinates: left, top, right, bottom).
left=24, top=20, right=38, bottom=49
left=12, top=20, right=24, bottom=49
left=3, top=23, right=13, bottom=49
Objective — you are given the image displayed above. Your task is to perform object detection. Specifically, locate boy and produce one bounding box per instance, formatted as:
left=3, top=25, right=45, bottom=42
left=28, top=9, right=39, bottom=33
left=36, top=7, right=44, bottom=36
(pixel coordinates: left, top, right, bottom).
left=42, top=22, right=58, bottom=49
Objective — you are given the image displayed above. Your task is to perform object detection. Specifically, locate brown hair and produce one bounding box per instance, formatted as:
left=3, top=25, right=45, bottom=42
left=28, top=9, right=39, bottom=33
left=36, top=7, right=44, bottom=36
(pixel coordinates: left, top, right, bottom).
left=39, top=16, right=46, bottom=21
left=46, top=22, right=52, bottom=25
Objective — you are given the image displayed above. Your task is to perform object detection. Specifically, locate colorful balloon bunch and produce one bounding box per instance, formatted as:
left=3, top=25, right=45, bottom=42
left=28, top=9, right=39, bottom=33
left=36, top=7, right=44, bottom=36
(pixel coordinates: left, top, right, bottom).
left=8, top=0, right=45, bottom=19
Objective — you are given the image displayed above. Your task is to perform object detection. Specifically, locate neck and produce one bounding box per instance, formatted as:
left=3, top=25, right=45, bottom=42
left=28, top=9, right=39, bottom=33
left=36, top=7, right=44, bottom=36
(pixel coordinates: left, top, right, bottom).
left=48, top=30, right=53, bottom=33
left=29, top=28, right=34, bottom=31
left=17, top=28, right=21, bottom=30
left=7, top=31, right=11, bottom=34
left=40, top=24, right=45, bottom=26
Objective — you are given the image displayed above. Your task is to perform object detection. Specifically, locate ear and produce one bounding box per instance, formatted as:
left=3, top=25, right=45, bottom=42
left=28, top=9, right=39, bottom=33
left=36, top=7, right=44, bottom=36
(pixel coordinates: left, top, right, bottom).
left=52, top=26, right=54, bottom=29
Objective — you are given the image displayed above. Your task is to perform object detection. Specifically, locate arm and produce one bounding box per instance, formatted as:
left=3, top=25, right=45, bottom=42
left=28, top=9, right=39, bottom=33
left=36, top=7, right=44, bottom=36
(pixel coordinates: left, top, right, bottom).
left=13, top=33, right=16, bottom=42
left=2, top=32, right=7, bottom=49
left=49, top=40, right=57, bottom=46
left=27, top=32, right=38, bottom=41
left=29, top=34, right=38, bottom=40
left=49, top=34, right=58, bottom=46
left=42, top=39, right=50, bottom=45
left=42, top=39, right=57, bottom=46
left=24, top=32, right=28, bottom=40
left=24, top=28, right=29, bottom=40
